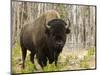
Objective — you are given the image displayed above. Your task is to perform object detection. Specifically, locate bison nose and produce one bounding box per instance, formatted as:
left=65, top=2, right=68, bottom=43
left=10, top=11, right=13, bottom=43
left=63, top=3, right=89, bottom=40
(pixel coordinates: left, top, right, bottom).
left=56, top=41, right=64, bottom=47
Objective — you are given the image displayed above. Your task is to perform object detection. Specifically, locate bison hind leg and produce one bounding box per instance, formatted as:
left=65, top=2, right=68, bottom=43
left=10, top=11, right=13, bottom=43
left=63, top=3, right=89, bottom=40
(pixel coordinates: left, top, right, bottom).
left=21, top=46, right=27, bottom=69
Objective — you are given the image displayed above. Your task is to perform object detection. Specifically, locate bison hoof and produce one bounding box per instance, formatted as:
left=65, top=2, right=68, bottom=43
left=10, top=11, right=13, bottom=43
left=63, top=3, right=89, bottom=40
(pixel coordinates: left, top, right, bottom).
left=22, top=65, right=25, bottom=69
left=31, top=60, right=34, bottom=64
left=20, top=63, right=25, bottom=69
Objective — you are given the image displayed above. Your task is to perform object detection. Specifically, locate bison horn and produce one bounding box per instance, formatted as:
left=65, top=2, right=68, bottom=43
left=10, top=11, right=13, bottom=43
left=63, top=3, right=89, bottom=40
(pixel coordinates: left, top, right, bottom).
left=66, top=18, right=70, bottom=28
left=46, top=24, right=51, bottom=29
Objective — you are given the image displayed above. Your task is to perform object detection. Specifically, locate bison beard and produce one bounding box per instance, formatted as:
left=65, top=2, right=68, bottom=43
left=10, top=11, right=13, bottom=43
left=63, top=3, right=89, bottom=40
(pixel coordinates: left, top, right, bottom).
left=20, top=10, right=70, bottom=69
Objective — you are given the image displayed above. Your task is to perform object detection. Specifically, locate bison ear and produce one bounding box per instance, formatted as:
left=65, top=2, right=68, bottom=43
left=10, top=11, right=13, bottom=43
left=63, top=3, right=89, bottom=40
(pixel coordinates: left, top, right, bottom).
left=66, top=28, right=70, bottom=34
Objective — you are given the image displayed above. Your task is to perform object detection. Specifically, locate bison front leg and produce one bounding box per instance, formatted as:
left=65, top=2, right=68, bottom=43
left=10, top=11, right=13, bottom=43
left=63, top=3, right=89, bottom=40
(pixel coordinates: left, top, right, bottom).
left=54, top=53, right=59, bottom=66
left=37, top=53, right=47, bottom=68
left=30, top=50, right=35, bottom=64
left=55, top=57, right=58, bottom=66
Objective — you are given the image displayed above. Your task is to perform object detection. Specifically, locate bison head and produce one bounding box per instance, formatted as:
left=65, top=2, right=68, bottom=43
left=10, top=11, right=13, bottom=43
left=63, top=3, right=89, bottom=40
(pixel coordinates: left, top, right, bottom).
left=46, top=19, right=70, bottom=50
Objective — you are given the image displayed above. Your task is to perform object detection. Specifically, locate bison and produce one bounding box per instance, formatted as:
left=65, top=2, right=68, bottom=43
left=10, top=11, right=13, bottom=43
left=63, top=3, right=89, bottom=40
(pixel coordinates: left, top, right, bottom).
left=20, top=10, right=70, bottom=69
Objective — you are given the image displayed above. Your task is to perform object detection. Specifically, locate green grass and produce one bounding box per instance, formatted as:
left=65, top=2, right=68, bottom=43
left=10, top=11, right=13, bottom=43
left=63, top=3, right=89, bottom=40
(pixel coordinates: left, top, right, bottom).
left=12, top=43, right=96, bottom=73
left=43, top=62, right=58, bottom=71
left=12, top=43, right=36, bottom=73
left=43, top=61, right=68, bottom=72
left=79, top=48, right=95, bottom=68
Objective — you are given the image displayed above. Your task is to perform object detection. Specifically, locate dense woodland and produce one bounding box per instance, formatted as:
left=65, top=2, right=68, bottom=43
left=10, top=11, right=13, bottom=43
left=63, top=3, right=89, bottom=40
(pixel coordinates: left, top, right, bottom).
left=11, top=1, right=96, bottom=50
